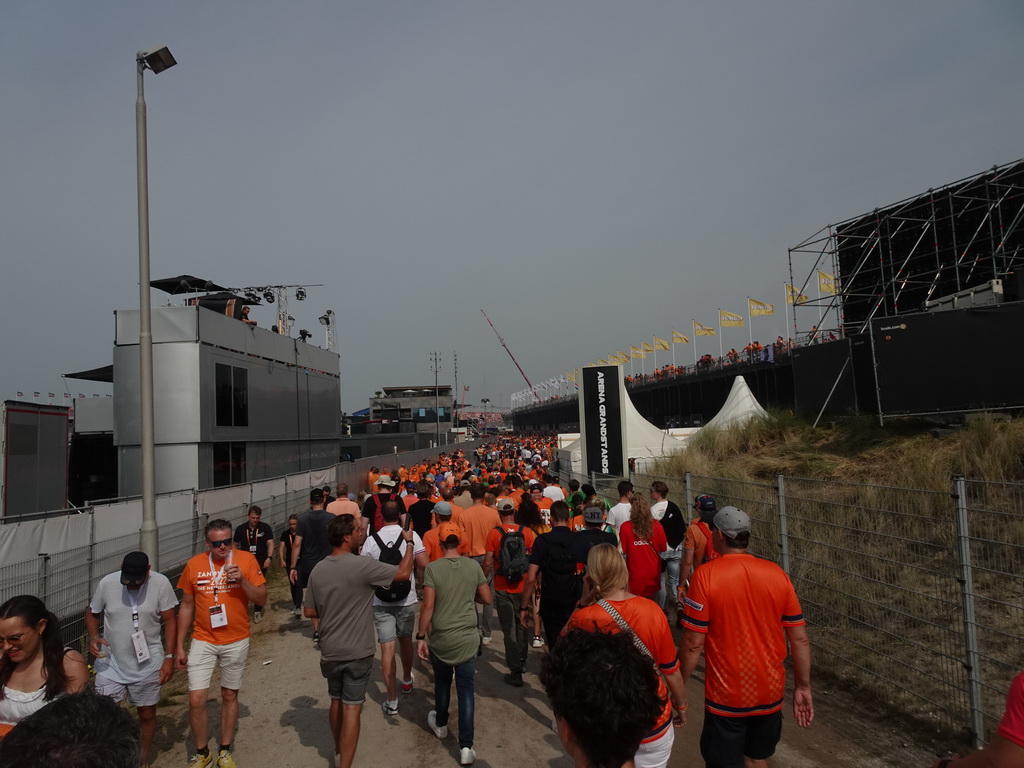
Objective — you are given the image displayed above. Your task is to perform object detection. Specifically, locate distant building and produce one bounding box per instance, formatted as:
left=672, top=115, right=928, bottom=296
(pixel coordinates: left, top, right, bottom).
left=112, top=305, right=340, bottom=494
left=363, top=386, right=454, bottom=435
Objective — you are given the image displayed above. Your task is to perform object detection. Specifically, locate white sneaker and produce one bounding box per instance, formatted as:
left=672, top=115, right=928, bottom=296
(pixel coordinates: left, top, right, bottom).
left=293, top=607, right=301, bottom=618
left=459, top=747, right=476, bottom=765
left=481, top=636, right=491, bottom=646
left=427, top=710, right=448, bottom=739
left=531, top=635, right=544, bottom=648
left=382, top=699, right=398, bottom=716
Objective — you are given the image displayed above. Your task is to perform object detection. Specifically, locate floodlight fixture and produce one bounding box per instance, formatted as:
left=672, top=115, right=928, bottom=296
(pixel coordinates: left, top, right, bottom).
left=319, top=311, right=332, bottom=327
left=137, top=46, right=177, bottom=74
left=263, top=289, right=275, bottom=303
left=295, top=287, right=307, bottom=301
left=244, top=291, right=260, bottom=304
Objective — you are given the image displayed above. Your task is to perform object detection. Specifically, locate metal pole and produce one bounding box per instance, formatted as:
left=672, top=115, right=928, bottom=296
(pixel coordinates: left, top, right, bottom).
left=136, top=59, right=159, bottom=568
left=952, top=474, right=985, bottom=749
left=38, top=554, right=51, bottom=604
left=684, top=472, right=692, bottom=505
left=776, top=474, right=790, bottom=574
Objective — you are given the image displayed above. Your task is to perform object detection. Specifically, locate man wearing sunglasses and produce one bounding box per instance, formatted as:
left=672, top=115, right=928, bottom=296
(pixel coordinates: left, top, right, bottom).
left=176, top=518, right=268, bottom=768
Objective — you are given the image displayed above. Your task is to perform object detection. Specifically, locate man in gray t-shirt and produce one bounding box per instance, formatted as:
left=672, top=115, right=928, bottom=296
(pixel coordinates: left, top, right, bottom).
left=305, top=514, right=414, bottom=768
left=84, top=551, right=178, bottom=765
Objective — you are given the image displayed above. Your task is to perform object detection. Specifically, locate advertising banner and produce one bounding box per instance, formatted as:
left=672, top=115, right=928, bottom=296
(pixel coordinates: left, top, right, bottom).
left=579, top=366, right=625, bottom=476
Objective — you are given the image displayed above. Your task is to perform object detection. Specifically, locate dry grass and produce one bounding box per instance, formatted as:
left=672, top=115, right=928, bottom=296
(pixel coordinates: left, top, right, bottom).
left=654, top=411, right=1024, bottom=489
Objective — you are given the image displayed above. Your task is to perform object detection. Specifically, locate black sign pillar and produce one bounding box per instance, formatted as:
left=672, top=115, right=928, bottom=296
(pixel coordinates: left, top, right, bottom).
left=579, top=365, right=626, bottom=477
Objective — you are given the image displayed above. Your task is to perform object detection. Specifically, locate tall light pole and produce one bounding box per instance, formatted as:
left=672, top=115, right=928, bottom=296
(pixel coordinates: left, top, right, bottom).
left=429, top=351, right=441, bottom=446
left=136, top=45, right=177, bottom=567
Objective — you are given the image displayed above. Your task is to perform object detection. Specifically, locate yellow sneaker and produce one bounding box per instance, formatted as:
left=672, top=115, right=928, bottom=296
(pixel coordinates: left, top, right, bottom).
left=216, top=749, right=237, bottom=768
left=188, top=753, right=212, bottom=768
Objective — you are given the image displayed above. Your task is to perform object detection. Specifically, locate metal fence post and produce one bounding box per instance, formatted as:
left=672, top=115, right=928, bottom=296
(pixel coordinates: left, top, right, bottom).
left=952, top=474, right=985, bottom=748
left=38, top=553, right=50, bottom=604
left=87, top=509, right=96, bottom=592
left=776, top=474, right=790, bottom=575
left=684, top=472, right=692, bottom=504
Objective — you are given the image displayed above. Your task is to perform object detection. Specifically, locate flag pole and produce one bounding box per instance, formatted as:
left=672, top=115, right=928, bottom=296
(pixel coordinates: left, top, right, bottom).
left=692, top=320, right=698, bottom=365
left=747, top=298, right=753, bottom=347
left=671, top=330, right=676, bottom=367
left=652, top=336, right=657, bottom=372
left=717, top=310, right=723, bottom=359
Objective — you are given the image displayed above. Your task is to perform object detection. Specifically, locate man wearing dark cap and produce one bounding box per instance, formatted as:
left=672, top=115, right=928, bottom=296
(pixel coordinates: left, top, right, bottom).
left=84, top=551, right=178, bottom=765
left=680, top=506, right=814, bottom=768
left=361, top=474, right=400, bottom=535
left=680, top=494, right=720, bottom=607
left=290, top=487, right=334, bottom=648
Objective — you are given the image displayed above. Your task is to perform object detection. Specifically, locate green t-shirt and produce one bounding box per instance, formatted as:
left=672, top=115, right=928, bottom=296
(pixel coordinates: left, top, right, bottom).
left=424, top=556, right=486, bottom=665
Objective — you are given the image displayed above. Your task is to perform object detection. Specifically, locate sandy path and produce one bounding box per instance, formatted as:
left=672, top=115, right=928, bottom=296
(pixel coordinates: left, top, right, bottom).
left=149, top=573, right=938, bottom=768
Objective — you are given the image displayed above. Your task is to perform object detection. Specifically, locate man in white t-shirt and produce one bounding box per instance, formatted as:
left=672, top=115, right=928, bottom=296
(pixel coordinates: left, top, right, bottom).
left=85, top=551, right=178, bottom=765
left=605, top=480, right=634, bottom=535
left=361, top=500, right=429, bottom=716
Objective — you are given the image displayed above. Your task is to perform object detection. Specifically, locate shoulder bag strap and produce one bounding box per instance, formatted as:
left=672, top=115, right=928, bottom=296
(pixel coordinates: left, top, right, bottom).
left=597, top=598, right=654, bottom=660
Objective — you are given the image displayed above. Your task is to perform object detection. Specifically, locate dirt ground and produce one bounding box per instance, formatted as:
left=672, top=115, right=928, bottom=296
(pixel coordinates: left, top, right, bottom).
left=149, top=573, right=942, bottom=768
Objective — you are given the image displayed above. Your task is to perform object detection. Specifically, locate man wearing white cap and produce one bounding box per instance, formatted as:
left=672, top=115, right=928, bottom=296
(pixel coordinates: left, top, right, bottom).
left=680, top=506, right=814, bottom=768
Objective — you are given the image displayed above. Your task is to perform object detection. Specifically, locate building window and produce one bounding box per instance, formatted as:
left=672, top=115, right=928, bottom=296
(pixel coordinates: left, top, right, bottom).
left=213, top=442, right=246, bottom=487
left=215, top=364, right=248, bottom=427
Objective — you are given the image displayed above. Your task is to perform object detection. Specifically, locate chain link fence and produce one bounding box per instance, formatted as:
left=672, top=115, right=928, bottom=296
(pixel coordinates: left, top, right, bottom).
left=618, top=469, right=1022, bottom=747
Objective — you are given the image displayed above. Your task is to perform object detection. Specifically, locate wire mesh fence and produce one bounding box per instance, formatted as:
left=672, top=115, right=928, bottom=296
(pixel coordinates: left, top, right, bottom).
left=625, top=469, right=1022, bottom=746
left=0, top=476, right=322, bottom=652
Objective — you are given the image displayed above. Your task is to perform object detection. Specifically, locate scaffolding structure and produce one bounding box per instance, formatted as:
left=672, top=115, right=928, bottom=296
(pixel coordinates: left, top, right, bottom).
left=789, top=158, right=1024, bottom=338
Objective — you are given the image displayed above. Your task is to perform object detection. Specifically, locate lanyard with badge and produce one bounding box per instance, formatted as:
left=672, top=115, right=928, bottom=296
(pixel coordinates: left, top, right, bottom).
left=126, top=587, right=151, bottom=664
left=208, top=553, right=231, bottom=629
left=246, top=526, right=260, bottom=555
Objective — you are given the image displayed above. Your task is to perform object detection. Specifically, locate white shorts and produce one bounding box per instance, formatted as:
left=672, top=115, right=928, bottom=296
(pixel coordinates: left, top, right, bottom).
left=634, top=725, right=675, bottom=768
left=95, top=669, right=162, bottom=708
left=187, top=638, right=250, bottom=691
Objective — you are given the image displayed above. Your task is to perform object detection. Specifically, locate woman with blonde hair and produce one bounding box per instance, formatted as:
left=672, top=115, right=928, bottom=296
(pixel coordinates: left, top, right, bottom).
left=619, top=493, right=667, bottom=600
left=563, top=544, right=686, bottom=768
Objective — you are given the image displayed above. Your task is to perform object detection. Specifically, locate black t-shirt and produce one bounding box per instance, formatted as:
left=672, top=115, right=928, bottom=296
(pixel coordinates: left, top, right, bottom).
left=659, top=501, right=686, bottom=548
left=279, top=528, right=297, bottom=564
left=408, top=499, right=436, bottom=540
left=296, top=508, right=333, bottom=571
left=570, top=527, right=619, bottom=585
left=529, top=527, right=579, bottom=610
left=234, top=522, right=274, bottom=563
left=361, top=493, right=399, bottom=535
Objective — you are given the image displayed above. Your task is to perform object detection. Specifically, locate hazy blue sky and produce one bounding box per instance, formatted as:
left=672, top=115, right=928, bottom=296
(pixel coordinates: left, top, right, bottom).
left=3, top=2, right=1022, bottom=412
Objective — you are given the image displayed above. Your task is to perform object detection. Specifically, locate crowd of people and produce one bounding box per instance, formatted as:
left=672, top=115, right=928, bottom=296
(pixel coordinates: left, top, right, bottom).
left=0, top=436, right=1020, bottom=768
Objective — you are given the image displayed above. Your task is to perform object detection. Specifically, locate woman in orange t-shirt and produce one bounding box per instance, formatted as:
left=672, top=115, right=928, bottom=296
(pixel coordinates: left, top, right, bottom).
left=565, top=544, right=686, bottom=768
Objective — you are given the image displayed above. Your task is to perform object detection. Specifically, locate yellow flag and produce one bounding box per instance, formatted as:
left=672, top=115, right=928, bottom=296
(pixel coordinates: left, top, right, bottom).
left=630, top=345, right=647, bottom=359
left=694, top=322, right=716, bottom=337
left=653, top=336, right=670, bottom=350
left=748, top=297, right=774, bottom=316
left=617, top=351, right=632, bottom=364
left=597, top=358, right=609, bottom=366
left=818, top=270, right=836, bottom=295
left=641, top=340, right=654, bottom=353
left=671, top=330, right=689, bottom=344
left=566, top=370, right=577, bottom=383
left=719, top=310, right=745, bottom=328
left=786, top=283, right=808, bottom=304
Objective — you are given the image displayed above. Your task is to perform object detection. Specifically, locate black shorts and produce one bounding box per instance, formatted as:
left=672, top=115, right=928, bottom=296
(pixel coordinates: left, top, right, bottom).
left=700, top=710, right=782, bottom=768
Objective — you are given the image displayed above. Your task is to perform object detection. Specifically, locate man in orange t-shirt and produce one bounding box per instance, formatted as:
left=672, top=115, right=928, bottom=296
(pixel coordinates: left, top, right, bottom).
left=461, top=483, right=501, bottom=643
left=484, top=499, right=536, bottom=686
left=176, top=518, right=267, bottom=767
left=422, top=502, right=470, bottom=561
left=681, top=507, right=813, bottom=768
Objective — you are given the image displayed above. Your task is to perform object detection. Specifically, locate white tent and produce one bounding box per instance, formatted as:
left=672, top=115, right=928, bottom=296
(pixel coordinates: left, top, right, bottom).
left=557, top=375, right=767, bottom=476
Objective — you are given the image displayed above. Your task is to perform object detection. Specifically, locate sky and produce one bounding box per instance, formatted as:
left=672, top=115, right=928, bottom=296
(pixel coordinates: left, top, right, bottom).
left=2, top=2, right=1023, bottom=413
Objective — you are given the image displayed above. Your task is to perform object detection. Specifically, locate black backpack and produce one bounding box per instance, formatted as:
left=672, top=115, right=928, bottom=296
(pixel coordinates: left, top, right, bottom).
left=495, top=525, right=529, bottom=584
left=371, top=532, right=412, bottom=602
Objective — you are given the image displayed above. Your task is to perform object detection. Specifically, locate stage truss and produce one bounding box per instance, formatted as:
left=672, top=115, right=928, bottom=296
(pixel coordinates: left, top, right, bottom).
left=788, top=157, right=1024, bottom=338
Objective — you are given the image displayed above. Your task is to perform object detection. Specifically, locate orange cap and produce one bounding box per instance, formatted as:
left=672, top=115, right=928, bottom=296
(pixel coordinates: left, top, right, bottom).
left=437, top=522, right=461, bottom=544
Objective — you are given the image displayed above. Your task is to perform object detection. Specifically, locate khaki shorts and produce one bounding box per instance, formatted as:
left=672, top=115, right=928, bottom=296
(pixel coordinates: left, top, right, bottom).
left=373, top=604, right=417, bottom=644
left=187, top=638, right=250, bottom=691
left=95, top=669, right=162, bottom=708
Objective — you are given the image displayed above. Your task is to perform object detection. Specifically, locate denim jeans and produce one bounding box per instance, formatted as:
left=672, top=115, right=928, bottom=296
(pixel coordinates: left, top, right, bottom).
left=656, top=548, right=683, bottom=609
left=430, top=651, right=476, bottom=748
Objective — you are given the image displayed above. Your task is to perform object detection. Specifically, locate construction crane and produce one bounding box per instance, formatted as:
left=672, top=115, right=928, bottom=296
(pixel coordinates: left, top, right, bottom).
left=480, top=309, right=540, bottom=402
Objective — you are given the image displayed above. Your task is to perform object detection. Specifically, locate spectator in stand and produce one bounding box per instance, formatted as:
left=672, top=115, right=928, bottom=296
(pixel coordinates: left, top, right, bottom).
left=619, top=493, right=667, bottom=601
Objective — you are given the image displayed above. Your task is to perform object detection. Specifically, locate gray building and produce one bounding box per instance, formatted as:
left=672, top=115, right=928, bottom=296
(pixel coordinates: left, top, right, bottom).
left=368, top=386, right=453, bottom=435
left=113, top=305, right=340, bottom=494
